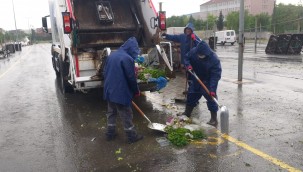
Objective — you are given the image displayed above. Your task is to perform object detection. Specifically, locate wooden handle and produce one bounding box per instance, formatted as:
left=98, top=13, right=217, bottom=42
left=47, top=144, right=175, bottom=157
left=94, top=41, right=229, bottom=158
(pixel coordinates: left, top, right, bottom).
left=188, top=70, right=221, bottom=107
left=132, top=101, right=152, bottom=124
left=132, top=101, right=145, bottom=117
left=188, top=70, right=210, bottom=95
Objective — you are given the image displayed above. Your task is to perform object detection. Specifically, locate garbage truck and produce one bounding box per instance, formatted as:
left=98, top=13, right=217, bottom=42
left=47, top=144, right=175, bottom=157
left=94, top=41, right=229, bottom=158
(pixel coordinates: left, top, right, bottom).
left=42, top=0, right=172, bottom=93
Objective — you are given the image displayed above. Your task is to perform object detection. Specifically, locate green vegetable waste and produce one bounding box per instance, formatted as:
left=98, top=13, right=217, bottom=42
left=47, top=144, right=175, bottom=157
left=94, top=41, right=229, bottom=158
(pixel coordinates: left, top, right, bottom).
left=137, top=68, right=165, bottom=81
left=165, top=126, right=207, bottom=147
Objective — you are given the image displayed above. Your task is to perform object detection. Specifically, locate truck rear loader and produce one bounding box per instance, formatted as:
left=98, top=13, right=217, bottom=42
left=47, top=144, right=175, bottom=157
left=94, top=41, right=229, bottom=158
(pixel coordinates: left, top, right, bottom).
left=42, top=0, right=171, bottom=93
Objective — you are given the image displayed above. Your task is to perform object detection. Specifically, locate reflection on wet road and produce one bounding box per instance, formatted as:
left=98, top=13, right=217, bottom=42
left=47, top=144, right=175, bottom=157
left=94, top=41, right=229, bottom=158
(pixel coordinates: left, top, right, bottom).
left=0, top=43, right=302, bottom=171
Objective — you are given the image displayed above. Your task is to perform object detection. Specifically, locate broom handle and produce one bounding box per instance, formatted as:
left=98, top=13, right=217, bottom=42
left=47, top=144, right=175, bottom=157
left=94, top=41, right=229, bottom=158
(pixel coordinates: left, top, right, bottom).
left=132, top=101, right=152, bottom=124
left=188, top=70, right=221, bottom=107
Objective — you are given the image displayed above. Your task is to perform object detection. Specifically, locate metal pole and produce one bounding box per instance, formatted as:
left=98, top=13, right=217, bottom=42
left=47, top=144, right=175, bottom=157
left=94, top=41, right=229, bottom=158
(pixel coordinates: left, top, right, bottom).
left=213, top=23, right=216, bottom=51
left=12, top=0, right=18, bottom=42
left=259, top=22, right=262, bottom=44
left=273, top=0, right=276, bottom=34
left=255, top=18, right=257, bottom=52
left=238, top=0, right=244, bottom=82
left=159, top=2, right=162, bottom=11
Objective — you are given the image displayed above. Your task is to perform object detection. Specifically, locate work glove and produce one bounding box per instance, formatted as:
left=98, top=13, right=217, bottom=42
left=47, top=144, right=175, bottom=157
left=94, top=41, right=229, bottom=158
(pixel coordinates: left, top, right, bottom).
left=186, top=65, right=193, bottom=71
left=135, top=56, right=145, bottom=64
left=134, top=91, right=141, bottom=97
left=191, top=33, right=196, bottom=41
left=210, top=92, right=216, bottom=97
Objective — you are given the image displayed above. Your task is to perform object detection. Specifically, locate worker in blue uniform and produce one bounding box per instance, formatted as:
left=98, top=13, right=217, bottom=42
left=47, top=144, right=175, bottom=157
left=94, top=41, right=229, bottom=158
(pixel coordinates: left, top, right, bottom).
left=162, top=23, right=201, bottom=67
left=103, top=37, right=143, bottom=143
left=183, top=41, right=222, bottom=127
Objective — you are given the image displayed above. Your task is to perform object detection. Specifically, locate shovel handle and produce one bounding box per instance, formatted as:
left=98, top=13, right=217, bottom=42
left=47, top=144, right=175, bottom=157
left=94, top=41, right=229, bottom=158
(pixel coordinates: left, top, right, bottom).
left=132, top=101, right=152, bottom=124
left=188, top=70, right=210, bottom=95
left=187, top=70, right=221, bottom=107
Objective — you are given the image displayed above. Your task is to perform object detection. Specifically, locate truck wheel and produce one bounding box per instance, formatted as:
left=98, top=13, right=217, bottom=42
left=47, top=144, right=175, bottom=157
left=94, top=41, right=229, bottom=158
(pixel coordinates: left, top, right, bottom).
left=52, top=56, right=60, bottom=77
left=59, top=56, right=74, bottom=94
left=231, top=42, right=234, bottom=46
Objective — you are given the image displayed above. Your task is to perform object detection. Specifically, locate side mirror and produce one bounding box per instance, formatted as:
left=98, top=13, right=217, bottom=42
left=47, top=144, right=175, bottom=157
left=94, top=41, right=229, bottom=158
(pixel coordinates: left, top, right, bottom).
left=42, top=16, right=49, bottom=33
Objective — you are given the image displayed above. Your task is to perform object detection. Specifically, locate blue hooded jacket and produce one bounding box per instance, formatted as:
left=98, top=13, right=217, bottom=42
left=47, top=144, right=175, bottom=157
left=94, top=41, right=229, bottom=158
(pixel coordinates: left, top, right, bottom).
left=164, top=23, right=201, bottom=65
left=103, top=37, right=140, bottom=106
left=185, top=41, right=222, bottom=92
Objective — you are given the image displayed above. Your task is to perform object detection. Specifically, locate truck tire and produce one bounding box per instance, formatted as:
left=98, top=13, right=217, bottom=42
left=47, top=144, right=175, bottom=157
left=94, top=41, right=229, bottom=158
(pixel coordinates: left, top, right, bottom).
left=52, top=56, right=60, bottom=77
left=59, top=56, right=74, bottom=94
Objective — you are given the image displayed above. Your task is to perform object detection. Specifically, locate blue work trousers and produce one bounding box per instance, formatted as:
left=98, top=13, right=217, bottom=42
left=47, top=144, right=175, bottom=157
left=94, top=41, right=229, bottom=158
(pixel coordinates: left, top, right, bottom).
left=186, top=80, right=219, bottom=112
left=106, top=101, right=135, bottom=131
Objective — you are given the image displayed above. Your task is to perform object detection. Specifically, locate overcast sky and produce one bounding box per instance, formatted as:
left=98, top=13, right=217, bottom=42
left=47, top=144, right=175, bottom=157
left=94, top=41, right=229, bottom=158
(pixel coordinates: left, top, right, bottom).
left=0, top=0, right=298, bottom=31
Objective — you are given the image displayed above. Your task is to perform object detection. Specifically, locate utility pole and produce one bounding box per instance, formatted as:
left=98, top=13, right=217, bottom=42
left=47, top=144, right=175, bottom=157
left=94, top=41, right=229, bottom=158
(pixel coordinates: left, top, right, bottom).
left=12, top=0, right=18, bottom=43
left=213, top=23, right=216, bottom=51
left=238, top=0, right=244, bottom=82
left=298, top=14, right=301, bottom=33
left=273, top=0, right=276, bottom=34
left=255, top=17, right=257, bottom=52
left=159, top=2, right=162, bottom=11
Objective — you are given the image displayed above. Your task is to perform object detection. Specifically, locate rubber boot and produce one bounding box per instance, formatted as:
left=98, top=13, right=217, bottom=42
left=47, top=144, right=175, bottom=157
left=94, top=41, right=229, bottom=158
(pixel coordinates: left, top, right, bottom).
left=207, top=112, right=218, bottom=127
left=180, top=105, right=194, bottom=117
left=105, top=126, right=117, bottom=141
left=126, top=130, right=144, bottom=144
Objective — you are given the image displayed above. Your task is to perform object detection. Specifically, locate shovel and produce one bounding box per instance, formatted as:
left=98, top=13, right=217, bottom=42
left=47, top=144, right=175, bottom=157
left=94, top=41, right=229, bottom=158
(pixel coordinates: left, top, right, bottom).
left=187, top=70, right=229, bottom=131
left=132, top=101, right=167, bottom=132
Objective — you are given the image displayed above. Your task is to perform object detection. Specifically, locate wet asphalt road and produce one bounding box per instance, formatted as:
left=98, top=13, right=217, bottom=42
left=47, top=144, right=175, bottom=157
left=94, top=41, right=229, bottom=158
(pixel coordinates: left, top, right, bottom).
left=0, top=43, right=302, bottom=172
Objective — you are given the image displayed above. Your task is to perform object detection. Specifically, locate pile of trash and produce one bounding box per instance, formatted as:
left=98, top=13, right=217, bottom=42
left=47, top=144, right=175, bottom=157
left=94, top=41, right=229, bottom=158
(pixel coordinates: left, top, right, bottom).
left=164, top=115, right=207, bottom=147
left=135, top=56, right=168, bottom=91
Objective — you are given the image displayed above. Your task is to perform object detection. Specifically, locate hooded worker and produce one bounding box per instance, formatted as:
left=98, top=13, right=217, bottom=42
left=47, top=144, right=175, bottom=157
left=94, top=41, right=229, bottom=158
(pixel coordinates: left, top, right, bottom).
left=103, top=37, right=143, bottom=143
left=182, top=41, right=222, bottom=127
left=162, top=23, right=201, bottom=66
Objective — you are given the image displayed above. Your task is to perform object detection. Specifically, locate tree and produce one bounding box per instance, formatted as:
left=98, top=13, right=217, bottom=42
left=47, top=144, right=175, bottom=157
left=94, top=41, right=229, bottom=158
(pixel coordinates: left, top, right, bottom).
left=217, top=11, right=224, bottom=31
left=207, top=14, right=217, bottom=30
left=193, top=18, right=204, bottom=30
left=225, top=11, right=239, bottom=31
left=225, top=10, right=255, bottom=32
left=189, top=15, right=195, bottom=23
left=273, top=3, right=303, bottom=34
left=166, top=15, right=189, bottom=27
left=0, top=31, right=4, bottom=44
left=244, top=11, right=255, bottom=31
left=255, top=13, right=271, bottom=31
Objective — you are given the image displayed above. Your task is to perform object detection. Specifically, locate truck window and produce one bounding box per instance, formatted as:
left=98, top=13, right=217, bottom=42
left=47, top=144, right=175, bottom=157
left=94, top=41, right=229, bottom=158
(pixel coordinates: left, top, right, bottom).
left=231, top=31, right=234, bottom=36
left=226, top=32, right=230, bottom=36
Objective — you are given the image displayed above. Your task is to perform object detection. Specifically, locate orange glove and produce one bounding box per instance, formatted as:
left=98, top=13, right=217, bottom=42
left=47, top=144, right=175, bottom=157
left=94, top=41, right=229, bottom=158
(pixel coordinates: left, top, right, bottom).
left=134, top=91, right=141, bottom=97
left=186, top=65, right=192, bottom=71
left=191, top=33, right=196, bottom=41
left=210, top=92, right=216, bottom=97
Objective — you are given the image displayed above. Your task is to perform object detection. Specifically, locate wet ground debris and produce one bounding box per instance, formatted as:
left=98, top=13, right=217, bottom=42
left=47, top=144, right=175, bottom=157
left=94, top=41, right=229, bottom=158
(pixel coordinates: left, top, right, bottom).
left=164, top=115, right=207, bottom=147
left=165, top=126, right=206, bottom=147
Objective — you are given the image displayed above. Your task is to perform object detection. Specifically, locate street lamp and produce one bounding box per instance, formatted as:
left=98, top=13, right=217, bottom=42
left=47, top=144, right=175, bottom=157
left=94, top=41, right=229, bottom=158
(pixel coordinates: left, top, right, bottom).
left=12, top=0, right=18, bottom=42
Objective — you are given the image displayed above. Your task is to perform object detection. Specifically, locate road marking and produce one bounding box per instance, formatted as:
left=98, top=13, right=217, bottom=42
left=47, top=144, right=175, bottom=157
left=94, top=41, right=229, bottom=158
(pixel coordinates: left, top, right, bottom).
left=191, top=136, right=225, bottom=146
left=0, top=49, right=31, bottom=79
left=219, top=131, right=302, bottom=172
left=0, top=59, right=21, bottom=79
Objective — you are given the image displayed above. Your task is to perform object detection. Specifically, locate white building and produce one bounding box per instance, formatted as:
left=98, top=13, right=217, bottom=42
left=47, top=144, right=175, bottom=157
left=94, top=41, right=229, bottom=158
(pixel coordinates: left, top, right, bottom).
left=192, top=0, right=275, bottom=20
